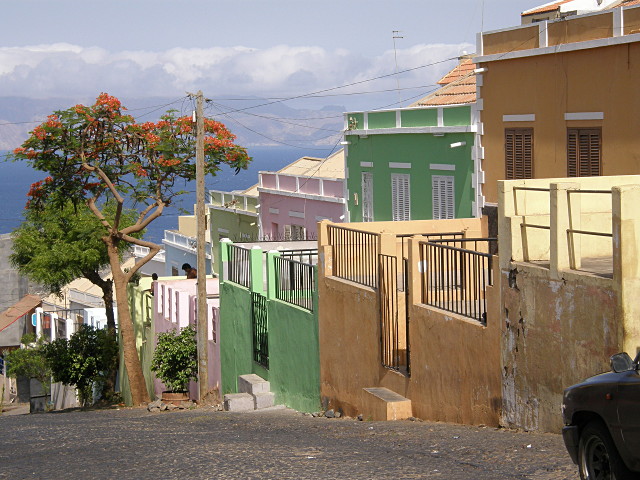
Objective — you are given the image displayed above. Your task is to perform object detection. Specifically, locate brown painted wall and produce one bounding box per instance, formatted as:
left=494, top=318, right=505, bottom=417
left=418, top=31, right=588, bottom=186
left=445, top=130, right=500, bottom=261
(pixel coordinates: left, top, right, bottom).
left=319, top=241, right=502, bottom=426
left=480, top=40, right=640, bottom=204
left=547, top=12, right=613, bottom=46
left=500, top=265, right=622, bottom=432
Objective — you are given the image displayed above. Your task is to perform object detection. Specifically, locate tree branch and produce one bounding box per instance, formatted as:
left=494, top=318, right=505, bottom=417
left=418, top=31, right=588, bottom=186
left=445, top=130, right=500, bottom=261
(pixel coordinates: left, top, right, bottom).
left=120, top=234, right=161, bottom=282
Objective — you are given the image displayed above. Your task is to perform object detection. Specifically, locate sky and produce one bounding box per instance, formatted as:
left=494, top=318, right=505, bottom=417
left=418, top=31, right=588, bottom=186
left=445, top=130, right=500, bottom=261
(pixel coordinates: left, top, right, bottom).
left=0, top=0, right=539, bottom=112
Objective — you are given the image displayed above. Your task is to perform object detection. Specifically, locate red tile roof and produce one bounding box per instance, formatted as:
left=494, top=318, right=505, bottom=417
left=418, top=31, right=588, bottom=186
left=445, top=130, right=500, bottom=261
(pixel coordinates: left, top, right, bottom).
left=0, top=294, right=41, bottom=333
left=523, top=0, right=640, bottom=17
left=411, top=58, right=477, bottom=107
left=522, top=0, right=574, bottom=16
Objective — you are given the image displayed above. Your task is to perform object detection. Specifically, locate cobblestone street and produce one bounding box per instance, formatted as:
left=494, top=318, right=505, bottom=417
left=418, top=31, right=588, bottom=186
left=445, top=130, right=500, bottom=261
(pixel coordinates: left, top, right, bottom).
left=0, top=405, right=578, bottom=480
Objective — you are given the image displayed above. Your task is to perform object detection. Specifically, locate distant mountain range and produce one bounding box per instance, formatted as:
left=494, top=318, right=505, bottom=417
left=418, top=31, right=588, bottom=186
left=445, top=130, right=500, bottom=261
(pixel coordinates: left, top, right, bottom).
left=0, top=96, right=346, bottom=150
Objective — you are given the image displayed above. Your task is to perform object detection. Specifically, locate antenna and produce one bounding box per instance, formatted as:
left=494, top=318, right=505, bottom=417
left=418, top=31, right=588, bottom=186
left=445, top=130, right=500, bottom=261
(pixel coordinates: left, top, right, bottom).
left=392, top=30, right=404, bottom=105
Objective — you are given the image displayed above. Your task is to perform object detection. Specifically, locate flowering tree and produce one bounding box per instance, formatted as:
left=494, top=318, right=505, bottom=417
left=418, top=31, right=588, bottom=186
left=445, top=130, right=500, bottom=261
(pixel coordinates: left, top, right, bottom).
left=10, top=93, right=250, bottom=405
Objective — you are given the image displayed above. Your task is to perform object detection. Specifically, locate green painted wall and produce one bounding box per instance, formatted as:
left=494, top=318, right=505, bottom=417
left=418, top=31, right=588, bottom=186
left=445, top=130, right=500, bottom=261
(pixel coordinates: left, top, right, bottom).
left=219, top=243, right=321, bottom=412
left=443, top=105, right=471, bottom=126
left=347, top=112, right=364, bottom=130
left=368, top=111, right=396, bottom=129
left=209, top=208, right=259, bottom=275
left=266, top=299, right=320, bottom=412
left=219, top=281, right=257, bottom=395
left=401, top=109, right=438, bottom=127
left=119, top=279, right=156, bottom=405
left=346, top=131, right=475, bottom=222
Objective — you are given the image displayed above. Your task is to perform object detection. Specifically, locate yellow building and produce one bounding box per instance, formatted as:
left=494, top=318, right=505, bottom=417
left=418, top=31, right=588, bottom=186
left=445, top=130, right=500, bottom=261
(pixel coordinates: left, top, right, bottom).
left=477, top=4, right=640, bottom=205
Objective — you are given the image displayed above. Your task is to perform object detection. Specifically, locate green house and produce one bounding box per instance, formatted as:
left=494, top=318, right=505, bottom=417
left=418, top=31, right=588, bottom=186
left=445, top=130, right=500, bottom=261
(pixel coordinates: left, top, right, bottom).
left=344, top=58, right=484, bottom=222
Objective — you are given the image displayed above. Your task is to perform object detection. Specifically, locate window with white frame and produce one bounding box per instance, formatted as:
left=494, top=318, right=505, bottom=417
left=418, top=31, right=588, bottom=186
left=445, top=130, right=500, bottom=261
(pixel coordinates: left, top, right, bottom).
left=432, top=175, right=455, bottom=219
left=391, top=174, right=411, bottom=221
left=361, top=172, right=374, bottom=222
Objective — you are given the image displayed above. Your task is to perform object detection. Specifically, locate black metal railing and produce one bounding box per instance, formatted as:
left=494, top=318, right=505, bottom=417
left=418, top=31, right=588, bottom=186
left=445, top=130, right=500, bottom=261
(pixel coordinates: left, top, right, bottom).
left=328, top=225, right=379, bottom=288
left=251, top=292, right=269, bottom=369
left=274, top=256, right=316, bottom=312
left=379, top=254, right=409, bottom=375
left=228, top=244, right=252, bottom=288
left=278, top=248, right=318, bottom=265
left=419, top=238, right=497, bottom=325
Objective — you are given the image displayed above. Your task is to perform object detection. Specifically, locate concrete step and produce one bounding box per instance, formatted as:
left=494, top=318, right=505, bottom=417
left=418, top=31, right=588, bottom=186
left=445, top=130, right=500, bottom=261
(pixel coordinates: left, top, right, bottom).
left=223, top=393, right=255, bottom=412
left=362, top=387, right=412, bottom=421
left=253, top=391, right=275, bottom=410
left=238, top=374, right=271, bottom=395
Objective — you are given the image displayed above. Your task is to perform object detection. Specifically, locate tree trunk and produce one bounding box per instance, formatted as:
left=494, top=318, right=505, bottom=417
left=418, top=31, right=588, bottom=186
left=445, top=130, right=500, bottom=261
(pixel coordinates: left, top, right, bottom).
left=83, top=271, right=118, bottom=400
left=106, top=241, right=150, bottom=406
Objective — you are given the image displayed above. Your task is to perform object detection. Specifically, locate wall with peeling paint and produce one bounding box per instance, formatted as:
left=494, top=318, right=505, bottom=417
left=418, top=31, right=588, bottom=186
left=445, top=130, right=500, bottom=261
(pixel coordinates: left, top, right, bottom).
left=500, top=264, right=620, bottom=432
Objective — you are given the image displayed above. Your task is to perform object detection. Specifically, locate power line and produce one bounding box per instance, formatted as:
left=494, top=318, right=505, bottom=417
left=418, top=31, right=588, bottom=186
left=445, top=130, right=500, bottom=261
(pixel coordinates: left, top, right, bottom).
left=205, top=56, right=459, bottom=115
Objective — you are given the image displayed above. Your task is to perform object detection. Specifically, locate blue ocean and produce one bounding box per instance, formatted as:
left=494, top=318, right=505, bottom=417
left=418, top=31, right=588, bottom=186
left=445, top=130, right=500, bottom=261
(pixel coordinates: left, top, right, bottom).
left=0, top=145, right=334, bottom=244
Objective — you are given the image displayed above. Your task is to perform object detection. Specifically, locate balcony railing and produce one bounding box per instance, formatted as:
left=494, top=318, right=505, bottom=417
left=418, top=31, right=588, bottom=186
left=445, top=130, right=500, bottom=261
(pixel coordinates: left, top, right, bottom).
left=209, top=190, right=259, bottom=213
left=132, top=245, right=166, bottom=262
left=163, top=231, right=211, bottom=258
left=259, top=172, right=344, bottom=198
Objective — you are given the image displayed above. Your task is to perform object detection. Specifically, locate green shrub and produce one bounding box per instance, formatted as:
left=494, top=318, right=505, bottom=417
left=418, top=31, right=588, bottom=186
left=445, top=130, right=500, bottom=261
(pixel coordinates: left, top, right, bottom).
left=151, top=325, right=197, bottom=393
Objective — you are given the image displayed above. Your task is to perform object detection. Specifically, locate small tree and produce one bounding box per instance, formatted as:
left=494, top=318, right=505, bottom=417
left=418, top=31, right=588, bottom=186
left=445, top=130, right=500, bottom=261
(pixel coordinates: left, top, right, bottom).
left=151, top=325, right=197, bottom=393
left=11, top=201, right=140, bottom=398
left=9, top=93, right=250, bottom=405
left=3, top=334, right=51, bottom=397
left=44, top=325, right=118, bottom=407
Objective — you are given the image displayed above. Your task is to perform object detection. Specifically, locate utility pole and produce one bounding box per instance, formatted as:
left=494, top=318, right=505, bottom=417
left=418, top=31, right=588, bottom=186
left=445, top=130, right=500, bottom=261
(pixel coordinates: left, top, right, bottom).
left=194, top=90, right=209, bottom=402
left=392, top=30, right=404, bottom=105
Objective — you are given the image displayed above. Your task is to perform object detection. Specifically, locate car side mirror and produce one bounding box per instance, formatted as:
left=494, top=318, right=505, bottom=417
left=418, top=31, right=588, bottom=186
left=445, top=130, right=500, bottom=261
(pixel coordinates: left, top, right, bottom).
left=610, top=352, right=634, bottom=373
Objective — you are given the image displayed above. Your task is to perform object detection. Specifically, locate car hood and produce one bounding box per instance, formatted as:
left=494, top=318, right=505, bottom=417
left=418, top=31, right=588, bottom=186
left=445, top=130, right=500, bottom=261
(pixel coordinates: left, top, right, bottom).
left=565, top=371, right=622, bottom=391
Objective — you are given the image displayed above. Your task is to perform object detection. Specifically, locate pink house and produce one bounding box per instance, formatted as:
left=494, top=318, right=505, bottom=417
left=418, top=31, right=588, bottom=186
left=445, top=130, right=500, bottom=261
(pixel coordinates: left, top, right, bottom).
left=153, top=278, right=220, bottom=401
left=258, top=149, right=346, bottom=240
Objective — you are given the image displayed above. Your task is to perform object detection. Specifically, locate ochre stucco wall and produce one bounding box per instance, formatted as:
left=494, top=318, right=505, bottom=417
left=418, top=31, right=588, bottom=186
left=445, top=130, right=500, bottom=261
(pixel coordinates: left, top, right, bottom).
left=318, top=219, right=502, bottom=426
left=480, top=41, right=640, bottom=203
left=500, top=264, right=621, bottom=433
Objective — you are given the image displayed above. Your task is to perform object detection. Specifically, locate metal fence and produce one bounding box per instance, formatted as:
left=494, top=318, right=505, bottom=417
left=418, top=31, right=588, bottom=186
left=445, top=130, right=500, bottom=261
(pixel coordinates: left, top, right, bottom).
left=251, top=292, right=269, bottom=369
left=278, top=248, right=318, bottom=265
left=274, top=256, right=316, bottom=312
left=419, top=238, right=497, bottom=325
left=227, top=244, right=252, bottom=288
left=379, top=254, right=410, bottom=375
left=327, top=225, right=379, bottom=288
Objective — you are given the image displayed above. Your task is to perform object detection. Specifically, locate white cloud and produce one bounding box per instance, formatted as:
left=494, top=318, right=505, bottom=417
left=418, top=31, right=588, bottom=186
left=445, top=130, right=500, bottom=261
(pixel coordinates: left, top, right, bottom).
left=0, top=42, right=472, bottom=103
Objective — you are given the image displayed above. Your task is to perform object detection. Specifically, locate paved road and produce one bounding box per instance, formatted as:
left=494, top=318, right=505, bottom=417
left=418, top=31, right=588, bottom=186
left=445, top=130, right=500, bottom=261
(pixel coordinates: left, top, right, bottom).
left=0, top=406, right=578, bottom=480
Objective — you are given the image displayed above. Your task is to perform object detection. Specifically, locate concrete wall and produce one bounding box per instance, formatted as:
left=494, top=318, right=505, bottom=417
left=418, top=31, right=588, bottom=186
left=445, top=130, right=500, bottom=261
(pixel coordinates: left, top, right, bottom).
left=318, top=217, right=501, bottom=425
left=478, top=6, right=640, bottom=204
left=498, top=176, right=640, bottom=432
left=0, top=234, right=35, bottom=313
left=500, top=264, right=619, bottom=432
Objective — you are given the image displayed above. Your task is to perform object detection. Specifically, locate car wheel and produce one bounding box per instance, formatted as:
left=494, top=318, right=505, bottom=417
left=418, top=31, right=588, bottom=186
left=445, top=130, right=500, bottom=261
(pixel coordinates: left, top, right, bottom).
left=578, top=421, right=633, bottom=480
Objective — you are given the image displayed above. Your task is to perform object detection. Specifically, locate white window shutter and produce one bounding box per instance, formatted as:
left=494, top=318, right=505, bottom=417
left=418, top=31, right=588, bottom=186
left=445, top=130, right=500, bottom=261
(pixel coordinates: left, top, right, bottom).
left=391, top=174, right=410, bottom=221
left=361, top=172, right=374, bottom=222
left=432, top=175, right=455, bottom=219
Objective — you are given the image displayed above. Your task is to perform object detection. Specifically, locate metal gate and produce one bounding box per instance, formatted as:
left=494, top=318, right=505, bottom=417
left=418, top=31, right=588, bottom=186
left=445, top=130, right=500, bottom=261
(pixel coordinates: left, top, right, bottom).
left=251, top=292, right=269, bottom=369
left=379, top=254, right=410, bottom=376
